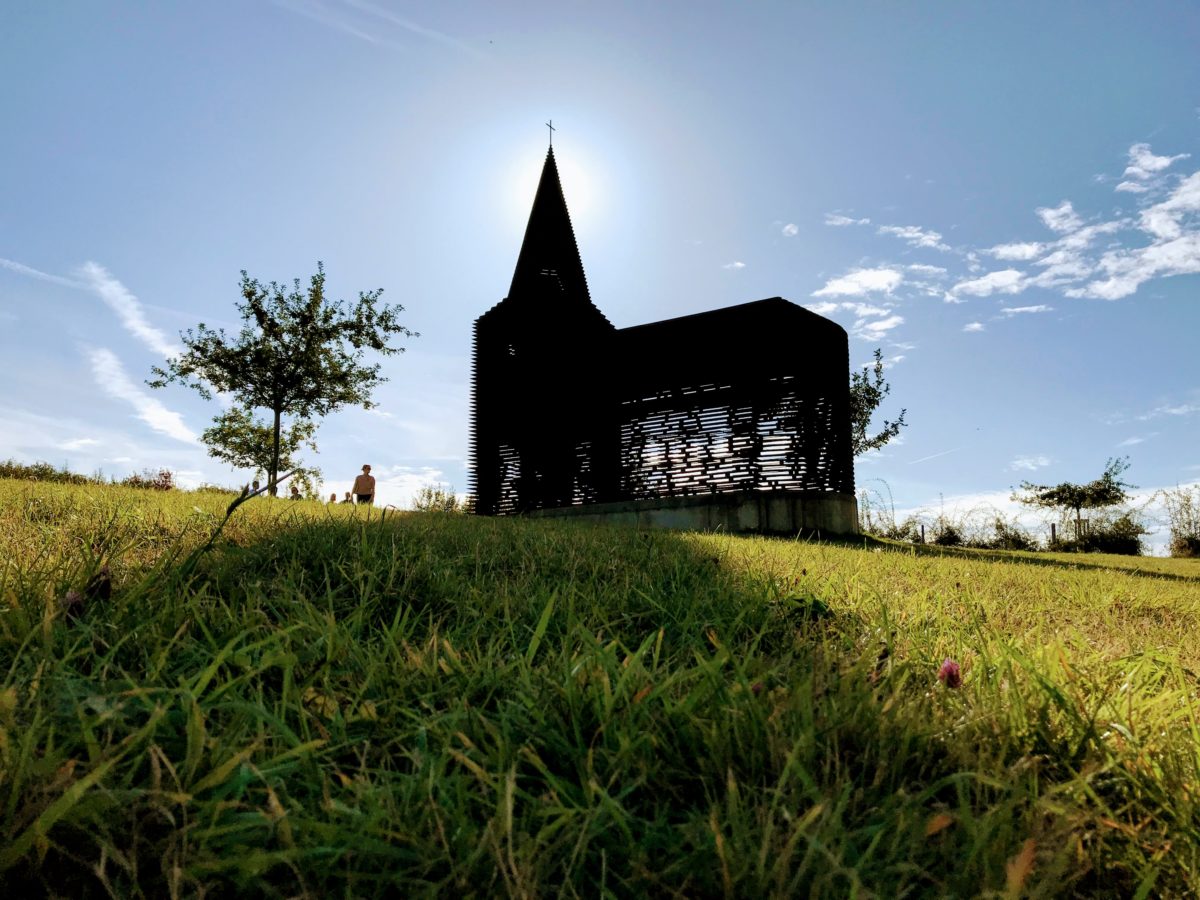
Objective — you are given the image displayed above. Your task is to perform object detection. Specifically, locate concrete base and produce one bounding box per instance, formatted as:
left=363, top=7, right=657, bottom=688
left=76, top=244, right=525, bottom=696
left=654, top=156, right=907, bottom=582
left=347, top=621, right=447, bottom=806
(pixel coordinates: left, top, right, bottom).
left=526, top=490, right=859, bottom=537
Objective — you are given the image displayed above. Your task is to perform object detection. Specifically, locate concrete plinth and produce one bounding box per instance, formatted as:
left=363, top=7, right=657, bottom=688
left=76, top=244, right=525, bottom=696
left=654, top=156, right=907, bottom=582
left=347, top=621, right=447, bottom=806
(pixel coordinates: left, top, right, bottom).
left=526, top=490, right=859, bottom=537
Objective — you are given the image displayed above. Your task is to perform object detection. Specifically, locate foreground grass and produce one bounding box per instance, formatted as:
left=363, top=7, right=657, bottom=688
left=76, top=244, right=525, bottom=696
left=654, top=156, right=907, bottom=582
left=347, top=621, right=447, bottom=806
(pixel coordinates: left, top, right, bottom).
left=1, top=481, right=1198, bottom=897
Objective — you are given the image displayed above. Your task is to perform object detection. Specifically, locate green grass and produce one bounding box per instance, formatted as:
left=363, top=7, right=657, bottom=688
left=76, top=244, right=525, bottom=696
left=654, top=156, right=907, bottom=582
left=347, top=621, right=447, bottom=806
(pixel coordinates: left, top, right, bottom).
left=1, top=480, right=1198, bottom=897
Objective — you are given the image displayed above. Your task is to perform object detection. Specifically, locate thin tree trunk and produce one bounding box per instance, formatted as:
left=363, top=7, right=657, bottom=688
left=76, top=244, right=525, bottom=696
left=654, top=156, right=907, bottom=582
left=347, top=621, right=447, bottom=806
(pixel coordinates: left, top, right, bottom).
left=270, top=408, right=282, bottom=496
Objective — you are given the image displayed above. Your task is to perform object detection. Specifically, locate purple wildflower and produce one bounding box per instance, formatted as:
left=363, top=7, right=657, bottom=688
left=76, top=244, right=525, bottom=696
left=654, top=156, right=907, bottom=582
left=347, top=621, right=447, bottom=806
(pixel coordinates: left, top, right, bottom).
left=937, top=658, right=962, bottom=689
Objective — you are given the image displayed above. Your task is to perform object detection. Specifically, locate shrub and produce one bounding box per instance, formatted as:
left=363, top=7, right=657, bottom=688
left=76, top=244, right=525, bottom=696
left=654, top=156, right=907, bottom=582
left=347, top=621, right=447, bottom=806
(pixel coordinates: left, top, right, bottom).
left=1161, top=485, right=1200, bottom=558
left=881, top=517, right=922, bottom=542
left=0, top=459, right=98, bottom=485
left=932, top=523, right=963, bottom=547
left=1052, top=511, right=1147, bottom=556
left=191, top=483, right=241, bottom=496
left=986, top=517, right=1039, bottom=552
left=122, top=469, right=177, bottom=491
left=412, top=483, right=462, bottom=513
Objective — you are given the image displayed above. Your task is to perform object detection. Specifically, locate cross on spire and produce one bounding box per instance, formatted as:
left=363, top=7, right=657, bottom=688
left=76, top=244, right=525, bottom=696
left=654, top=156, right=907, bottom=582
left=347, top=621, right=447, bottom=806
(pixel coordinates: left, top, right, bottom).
left=546, top=119, right=555, bottom=147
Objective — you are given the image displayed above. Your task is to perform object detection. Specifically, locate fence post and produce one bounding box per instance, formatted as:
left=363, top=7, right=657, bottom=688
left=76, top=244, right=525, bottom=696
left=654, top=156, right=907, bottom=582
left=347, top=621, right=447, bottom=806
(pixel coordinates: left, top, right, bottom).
left=920, top=524, right=925, bottom=543
left=1050, top=523, right=1056, bottom=545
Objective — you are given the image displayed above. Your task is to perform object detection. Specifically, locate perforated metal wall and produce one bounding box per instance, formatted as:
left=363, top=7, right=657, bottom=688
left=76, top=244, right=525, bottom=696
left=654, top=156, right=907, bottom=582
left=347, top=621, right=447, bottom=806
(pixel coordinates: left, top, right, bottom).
left=469, top=149, right=855, bottom=516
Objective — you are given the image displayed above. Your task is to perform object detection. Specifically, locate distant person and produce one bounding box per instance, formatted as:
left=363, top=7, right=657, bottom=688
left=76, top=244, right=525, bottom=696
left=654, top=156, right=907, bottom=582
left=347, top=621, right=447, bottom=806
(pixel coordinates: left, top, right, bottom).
left=352, top=464, right=376, bottom=506
left=341, top=491, right=353, bottom=504
left=251, top=480, right=261, bottom=494
left=329, top=492, right=338, bottom=504
left=289, top=484, right=302, bottom=501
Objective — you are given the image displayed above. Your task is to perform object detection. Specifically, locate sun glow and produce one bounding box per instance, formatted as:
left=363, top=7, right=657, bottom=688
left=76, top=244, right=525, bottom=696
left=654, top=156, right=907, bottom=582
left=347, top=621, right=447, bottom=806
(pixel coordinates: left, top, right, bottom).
left=504, top=145, right=602, bottom=234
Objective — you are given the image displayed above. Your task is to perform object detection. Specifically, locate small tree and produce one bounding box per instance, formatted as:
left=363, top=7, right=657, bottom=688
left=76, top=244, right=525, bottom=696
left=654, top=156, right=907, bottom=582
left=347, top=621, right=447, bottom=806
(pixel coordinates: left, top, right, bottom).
left=1013, top=457, right=1134, bottom=542
left=850, top=348, right=908, bottom=456
left=150, top=263, right=416, bottom=494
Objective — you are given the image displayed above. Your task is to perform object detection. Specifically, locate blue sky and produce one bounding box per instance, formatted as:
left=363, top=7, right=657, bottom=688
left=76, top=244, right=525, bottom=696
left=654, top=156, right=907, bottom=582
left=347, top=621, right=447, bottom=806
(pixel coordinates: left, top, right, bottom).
left=2, top=2, right=1198, bottom=546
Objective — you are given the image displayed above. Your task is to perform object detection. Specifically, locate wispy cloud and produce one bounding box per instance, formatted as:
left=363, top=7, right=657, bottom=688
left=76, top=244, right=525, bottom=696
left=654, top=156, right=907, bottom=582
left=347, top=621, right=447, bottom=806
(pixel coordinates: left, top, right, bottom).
left=1137, top=401, right=1200, bottom=421
left=77, top=262, right=180, bottom=358
left=58, top=437, right=100, bottom=451
left=877, top=224, right=950, bottom=252
left=999, top=304, right=1053, bottom=316
left=1010, top=454, right=1050, bottom=471
left=909, top=447, right=960, bottom=465
left=0, top=257, right=85, bottom=289
left=1122, top=142, right=1189, bottom=182
left=855, top=314, right=904, bottom=338
left=987, top=241, right=1044, bottom=261
left=1117, top=435, right=1150, bottom=447
left=824, top=213, right=870, bottom=227
left=781, top=223, right=798, bottom=237
left=818, top=140, right=1200, bottom=326
left=907, top=264, right=947, bottom=276
left=88, top=347, right=196, bottom=443
left=274, top=0, right=482, bottom=56
left=949, top=269, right=1025, bottom=298
left=1036, top=200, right=1084, bottom=233
left=3, top=257, right=181, bottom=358
left=722, top=260, right=746, bottom=270
left=812, top=267, right=903, bottom=297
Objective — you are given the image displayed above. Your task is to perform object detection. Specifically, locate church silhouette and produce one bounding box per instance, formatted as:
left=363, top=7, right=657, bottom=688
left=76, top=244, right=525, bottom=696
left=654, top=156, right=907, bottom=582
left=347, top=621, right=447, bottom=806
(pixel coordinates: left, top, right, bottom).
left=470, top=146, right=855, bottom=526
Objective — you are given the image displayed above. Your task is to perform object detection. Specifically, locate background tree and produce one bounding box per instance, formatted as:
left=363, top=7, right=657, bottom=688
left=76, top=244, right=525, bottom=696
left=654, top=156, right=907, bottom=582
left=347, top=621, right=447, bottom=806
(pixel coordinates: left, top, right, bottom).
left=1012, top=457, right=1134, bottom=540
left=150, top=263, right=416, bottom=494
left=850, top=348, right=908, bottom=456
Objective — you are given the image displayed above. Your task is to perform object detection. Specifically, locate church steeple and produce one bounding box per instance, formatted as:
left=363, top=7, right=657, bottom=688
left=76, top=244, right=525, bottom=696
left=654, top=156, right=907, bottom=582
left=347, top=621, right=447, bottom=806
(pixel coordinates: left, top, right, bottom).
left=507, top=147, right=591, bottom=304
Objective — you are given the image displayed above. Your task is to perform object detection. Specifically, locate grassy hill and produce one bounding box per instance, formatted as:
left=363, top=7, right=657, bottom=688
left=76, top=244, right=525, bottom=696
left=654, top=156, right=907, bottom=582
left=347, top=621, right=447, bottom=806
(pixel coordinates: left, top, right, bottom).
left=1, top=480, right=1198, bottom=896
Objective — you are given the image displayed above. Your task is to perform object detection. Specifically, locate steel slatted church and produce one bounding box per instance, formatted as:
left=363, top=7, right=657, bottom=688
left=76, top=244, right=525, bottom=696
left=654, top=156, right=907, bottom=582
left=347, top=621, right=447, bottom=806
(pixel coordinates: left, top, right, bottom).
left=470, top=146, right=859, bottom=535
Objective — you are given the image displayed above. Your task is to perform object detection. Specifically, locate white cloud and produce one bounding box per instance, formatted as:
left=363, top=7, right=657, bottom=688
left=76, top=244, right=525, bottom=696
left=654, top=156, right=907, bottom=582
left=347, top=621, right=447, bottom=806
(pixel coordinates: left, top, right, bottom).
left=855, top=314, right=904, bottom=338
left=1137, top=401, right=1200, bottom=421
left=1117, top=436, right=1146, bottom=447
left=1115, top=181, right=1149, bottom=194
left=77, top=262, right=181, bottom=359
left=1010, top=454, right=1051, bottom=471
left=1068, top=232, right=1200, bottom=300
left=988, top=242, right=1044, bottom=261
left=999, top=304, right=1053, bottom=316
left=813, top=267, right=903, bottom=297
left=845, top=303, right=890, bottom=317
left=877, top=224, right=950, bottom=251
left=1137, top=171, right=1200, bottom=240
left=963, top=322, right=985, bottom=332
left=1036, top=201, right=1083, bottom=234
left=87, top=347, right=197, bottom=444
left=907, top=264, right=947, bottom=276
left=781, top=223, right=799, bottom=237
left=805, top=300, right=893, bottom=320
left=722, top=261, right=746, bottom=270
left=824, top=213, right=870, bottom=227
left=1122, top=142, right=1189, bottom=182
left=949, top=269, right=1025, bottom=297
left=58, top=437, right=100, bottom=451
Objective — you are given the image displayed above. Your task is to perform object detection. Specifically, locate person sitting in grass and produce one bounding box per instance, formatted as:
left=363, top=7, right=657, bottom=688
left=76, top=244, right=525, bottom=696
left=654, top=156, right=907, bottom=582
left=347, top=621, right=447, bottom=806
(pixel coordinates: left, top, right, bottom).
left=328, top=492, right=338, bottom=504
left=289, top=484, right=302, bottom=501
left=341, top=491, right=353, bottom=504
left=352, top=464, right=375, bottom=506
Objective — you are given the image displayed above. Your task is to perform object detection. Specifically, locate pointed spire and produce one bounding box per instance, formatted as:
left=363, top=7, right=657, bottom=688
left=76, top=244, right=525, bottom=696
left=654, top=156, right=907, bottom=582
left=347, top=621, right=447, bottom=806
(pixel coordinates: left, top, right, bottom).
left=507, top=147, right=591, bottom=304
